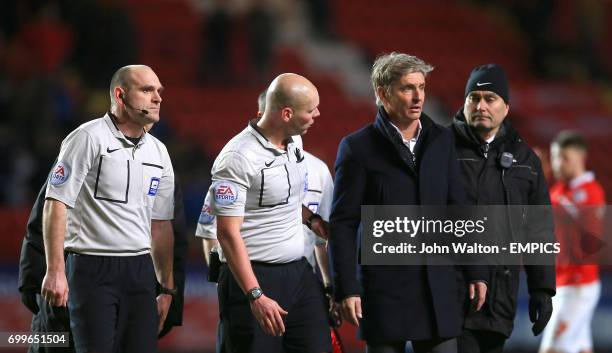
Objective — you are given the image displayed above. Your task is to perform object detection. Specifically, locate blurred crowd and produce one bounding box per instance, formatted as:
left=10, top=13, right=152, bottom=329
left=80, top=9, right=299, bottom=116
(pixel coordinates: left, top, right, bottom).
left=0, top=0, right=215, bottom=226
left=0, top=0, right=609, bottom=222
left=0, top=0, right=138, bottom=205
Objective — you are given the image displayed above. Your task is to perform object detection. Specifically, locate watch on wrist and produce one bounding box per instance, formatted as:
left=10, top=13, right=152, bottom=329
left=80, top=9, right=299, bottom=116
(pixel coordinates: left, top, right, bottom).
left=160, top=286, right=177, bottom=297
left=246, top=287, right=263, bottom=301
left=306, top=213, right=322, bottom=229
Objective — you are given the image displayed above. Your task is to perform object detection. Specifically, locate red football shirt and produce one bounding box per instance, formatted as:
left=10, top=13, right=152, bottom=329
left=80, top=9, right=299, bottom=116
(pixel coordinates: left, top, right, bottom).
left=550, top=172, right=606, bottom=286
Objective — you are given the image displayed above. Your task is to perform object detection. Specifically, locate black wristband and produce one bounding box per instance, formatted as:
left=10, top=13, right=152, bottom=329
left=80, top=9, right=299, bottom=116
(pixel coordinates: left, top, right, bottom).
left=306, top=213, right=322, bottom=229
left=160, top=286, right=177, bottom=297
left=324, top=284, right=334, bottom=298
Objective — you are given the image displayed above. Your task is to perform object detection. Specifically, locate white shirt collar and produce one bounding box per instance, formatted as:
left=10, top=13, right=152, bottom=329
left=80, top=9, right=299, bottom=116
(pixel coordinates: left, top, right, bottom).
left=389, top=120, right=422, bottom=152
left=569, top=171, right=595, bottom=189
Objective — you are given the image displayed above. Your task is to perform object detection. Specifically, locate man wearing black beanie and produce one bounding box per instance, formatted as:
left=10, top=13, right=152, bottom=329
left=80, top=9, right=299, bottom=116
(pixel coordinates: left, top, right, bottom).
left=452, top=64, right=556, bottom=353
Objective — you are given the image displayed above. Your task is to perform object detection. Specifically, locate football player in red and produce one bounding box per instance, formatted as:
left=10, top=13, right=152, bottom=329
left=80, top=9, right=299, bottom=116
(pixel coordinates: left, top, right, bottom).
left=540, top=131, right=606, bottom=353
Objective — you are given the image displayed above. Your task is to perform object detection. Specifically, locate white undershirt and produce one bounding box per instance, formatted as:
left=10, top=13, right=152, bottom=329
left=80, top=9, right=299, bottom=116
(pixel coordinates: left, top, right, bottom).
left=390, top=120, right=422, bottom=154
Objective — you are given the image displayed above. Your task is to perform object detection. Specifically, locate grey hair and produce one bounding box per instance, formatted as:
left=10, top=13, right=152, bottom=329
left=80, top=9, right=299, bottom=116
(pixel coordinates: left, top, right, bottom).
left=257, top=89, right=267, bottom=113
left=371, top=52, right=434, bottom=106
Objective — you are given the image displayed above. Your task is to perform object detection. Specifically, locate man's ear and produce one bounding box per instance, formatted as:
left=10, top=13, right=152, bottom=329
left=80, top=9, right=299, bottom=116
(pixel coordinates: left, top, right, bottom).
left=280, top=107, right=293, bottom=122
left=376, top=86, right=387, bottom=106
left=115, top=87, right=125, bottom=103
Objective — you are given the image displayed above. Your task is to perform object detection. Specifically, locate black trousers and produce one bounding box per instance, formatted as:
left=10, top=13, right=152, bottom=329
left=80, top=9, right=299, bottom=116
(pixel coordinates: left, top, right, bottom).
left=218, top=258, right=331, bottom=353
left=457, top=329, right=506, bottom=353
left=366, top=337, right=457, bottom=353
left=66, top=253, right=158, bottom=353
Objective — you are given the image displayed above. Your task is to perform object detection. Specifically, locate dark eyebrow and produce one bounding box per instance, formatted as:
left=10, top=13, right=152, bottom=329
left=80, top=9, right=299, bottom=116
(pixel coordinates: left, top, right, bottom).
left=469, top=93, right=497, bottom=99
left=401, top=82, right=425, bottom=89
left=140, top=85, right=164, bottom=91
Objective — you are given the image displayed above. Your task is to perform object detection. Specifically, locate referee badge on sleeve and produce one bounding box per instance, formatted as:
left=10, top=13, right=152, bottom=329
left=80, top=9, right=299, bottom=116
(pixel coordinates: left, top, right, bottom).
left=148, top=177, right=160, bottom=196
left=214, top=181, right=239, bottom=205
left=49, top=161, right=71, bottom=186
left=198, top=203, right=215, bottom=224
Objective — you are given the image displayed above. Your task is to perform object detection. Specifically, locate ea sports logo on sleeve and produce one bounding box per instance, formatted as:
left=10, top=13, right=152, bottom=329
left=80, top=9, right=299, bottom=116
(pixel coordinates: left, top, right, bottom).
left=49, top=161, right=71, bottom=186
left=214, top=181, right=238, bottom=205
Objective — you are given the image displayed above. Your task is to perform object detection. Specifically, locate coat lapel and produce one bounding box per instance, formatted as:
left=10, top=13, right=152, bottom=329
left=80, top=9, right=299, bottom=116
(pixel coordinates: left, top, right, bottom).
left=373, top=107, right=417, bottom=175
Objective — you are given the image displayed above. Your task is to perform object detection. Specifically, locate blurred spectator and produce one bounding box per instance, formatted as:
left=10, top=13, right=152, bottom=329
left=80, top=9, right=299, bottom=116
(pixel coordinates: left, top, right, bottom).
left=576, top=0, right=606, bottom=79
left=200, top=1, right=232, bottom=83
left=0, top=1, right=31, bottom=39
left=63, top=0, right=138, bottom=89
left=246, top=2, right=276, bottom=84
left=305, top=0, right=334, bottom=39
left=18, top=1, right=73, bottom=74
left=509, top=0, right=556, bottom=77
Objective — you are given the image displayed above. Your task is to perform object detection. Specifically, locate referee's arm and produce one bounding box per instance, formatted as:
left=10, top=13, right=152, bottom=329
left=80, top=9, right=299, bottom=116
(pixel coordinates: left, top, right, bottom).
left=151, top=219, right=175, bottom=333
left=151, top=220, right=175, bottom=289
left=217, top=215, right=288, bottom=336
left=40, top=199, right=69, bottom=307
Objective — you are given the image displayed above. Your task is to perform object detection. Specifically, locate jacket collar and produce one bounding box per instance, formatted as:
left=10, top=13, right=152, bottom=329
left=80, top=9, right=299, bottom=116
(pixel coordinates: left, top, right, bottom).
left=373, top=106, right=437, bottom=173
left=374, top=106, right=434, bottom=147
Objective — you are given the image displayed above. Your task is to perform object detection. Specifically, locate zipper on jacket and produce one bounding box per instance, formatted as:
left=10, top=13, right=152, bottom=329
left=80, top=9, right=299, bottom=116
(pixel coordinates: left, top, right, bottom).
left=501, top=168, right=517, bottom=242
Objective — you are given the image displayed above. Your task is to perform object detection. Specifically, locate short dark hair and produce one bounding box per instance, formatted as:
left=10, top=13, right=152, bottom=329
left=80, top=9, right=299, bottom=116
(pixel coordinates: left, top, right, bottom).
left=552, top=130, right=588, bottom=151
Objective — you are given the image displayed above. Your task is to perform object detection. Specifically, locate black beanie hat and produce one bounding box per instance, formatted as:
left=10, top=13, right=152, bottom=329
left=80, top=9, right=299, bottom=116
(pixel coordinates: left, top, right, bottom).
left=464, top=64, right=509, bottom=103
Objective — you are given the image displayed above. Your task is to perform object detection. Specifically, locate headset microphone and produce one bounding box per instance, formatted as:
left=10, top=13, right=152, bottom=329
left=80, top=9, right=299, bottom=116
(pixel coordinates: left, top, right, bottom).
left=120, top=93, right=149, bottom=115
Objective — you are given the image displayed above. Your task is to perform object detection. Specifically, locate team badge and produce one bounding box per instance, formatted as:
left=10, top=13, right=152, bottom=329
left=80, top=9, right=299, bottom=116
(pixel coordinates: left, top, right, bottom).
left=148, top=177, right=160, bottom=196
left=198, top=203, right=215, bottom=225
left=572, top=190, right=586, bottom=203
left=49, top=161, right=71, bottom=186
left=214, top=181, right=239, bottom=205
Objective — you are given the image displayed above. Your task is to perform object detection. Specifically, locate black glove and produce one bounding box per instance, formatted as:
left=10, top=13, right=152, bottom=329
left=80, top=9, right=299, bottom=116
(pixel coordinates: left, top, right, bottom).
left=529, top=291, right=553, bottom=336
left=324, top=285, right=342, bottom=328
left=207, top=248, right=221, bottom=283
left=21, top=291, right=40, bottom=315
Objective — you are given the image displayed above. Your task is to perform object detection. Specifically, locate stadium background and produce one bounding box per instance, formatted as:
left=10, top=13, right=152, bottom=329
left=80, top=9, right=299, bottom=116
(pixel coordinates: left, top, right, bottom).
left=1, top=0, right=611, bottom=352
